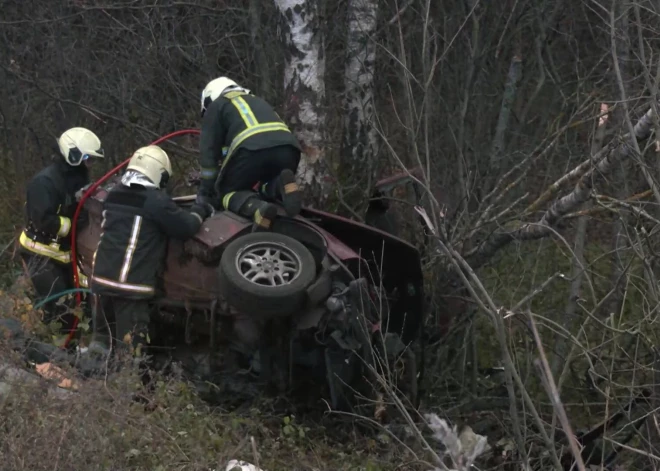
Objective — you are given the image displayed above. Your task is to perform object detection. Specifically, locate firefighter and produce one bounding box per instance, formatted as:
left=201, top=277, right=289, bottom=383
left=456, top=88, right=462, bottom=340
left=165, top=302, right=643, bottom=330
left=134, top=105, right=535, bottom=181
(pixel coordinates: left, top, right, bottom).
left=196, top=76, right=303, bottom=230
left=19, top=127, right=104, bottom=335
left=88, top=145, right=213, bottom=363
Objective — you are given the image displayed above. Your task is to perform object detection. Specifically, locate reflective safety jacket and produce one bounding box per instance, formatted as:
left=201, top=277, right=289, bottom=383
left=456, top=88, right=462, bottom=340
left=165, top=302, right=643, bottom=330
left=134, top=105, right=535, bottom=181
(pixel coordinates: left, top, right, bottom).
left=19, top=158, right=90, bottom=265
left=198, top=91, right=301, bottom=195
left=90, top=183, right=207, bottom=299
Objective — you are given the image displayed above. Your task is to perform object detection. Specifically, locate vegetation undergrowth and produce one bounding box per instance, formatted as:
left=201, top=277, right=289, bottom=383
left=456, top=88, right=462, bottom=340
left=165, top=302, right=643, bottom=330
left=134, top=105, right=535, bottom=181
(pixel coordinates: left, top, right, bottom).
left=4, top=230, right=655, bottom=470
left=0, top=265, right=429, bottom=471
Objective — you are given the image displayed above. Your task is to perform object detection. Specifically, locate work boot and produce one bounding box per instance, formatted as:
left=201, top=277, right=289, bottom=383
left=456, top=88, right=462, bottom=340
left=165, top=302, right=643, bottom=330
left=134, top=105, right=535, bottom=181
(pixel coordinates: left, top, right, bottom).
left=277, top=169, right=302, bottom=217
left=231, top=193, right=278, bottom=231
left=252, top=203, right=278, bottom=231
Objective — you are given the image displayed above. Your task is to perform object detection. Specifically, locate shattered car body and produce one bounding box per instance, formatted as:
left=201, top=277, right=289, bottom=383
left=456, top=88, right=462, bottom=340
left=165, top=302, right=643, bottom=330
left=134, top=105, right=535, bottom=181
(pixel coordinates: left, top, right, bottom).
left=75, top=175, right=426, bottom=409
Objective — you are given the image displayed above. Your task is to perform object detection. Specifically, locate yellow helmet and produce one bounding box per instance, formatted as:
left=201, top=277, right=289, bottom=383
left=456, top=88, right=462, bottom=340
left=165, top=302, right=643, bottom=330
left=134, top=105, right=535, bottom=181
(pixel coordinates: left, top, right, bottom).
left=126, top=145, right=172, bottom=188
left=200, top=76, right=250, bottom=116
left=57, top=127, right=104, bottom=166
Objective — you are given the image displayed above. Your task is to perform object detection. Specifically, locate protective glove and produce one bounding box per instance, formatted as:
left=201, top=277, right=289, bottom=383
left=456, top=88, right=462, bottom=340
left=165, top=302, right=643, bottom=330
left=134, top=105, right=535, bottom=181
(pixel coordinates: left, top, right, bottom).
left=75, top=183, right=93, bottom=202
left=201, top=202, right=215, bottom=218
left=190, top=202, right=214, bottom=221
left=195, top=193, right=215, bottom=206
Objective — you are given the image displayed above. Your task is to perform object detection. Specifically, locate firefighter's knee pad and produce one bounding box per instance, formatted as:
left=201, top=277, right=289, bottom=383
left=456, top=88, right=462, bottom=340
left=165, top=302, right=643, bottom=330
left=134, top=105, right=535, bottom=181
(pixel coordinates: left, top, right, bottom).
left=222, top=190, right=255, bottom=213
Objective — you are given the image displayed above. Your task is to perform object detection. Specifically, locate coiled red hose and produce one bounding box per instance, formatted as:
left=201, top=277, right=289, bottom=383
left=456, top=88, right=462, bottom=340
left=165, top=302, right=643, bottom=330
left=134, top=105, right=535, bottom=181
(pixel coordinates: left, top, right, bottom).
left=64, top=129, right=201, bottom=348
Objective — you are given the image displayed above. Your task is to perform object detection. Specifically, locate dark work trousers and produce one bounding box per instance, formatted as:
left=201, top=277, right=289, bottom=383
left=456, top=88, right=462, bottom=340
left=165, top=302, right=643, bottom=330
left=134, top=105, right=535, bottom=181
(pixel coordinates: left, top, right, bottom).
left=215, top=145, right=301, bottom=206
left=20, top=252, right=81, bottom=334
left=92, top=294, right=153, bottom=357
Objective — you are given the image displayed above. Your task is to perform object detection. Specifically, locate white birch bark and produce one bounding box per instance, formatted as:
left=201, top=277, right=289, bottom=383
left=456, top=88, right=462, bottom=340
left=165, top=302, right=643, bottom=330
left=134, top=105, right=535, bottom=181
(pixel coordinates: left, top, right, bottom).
left=274, top=0, right=326, bottom=191
left=342, top=0, right=378, bottom=166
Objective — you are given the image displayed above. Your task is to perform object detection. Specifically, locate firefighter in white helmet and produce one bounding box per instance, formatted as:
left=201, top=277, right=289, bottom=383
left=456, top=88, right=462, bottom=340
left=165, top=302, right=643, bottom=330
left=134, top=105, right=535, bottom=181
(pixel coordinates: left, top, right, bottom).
left=197, top=76, right=303, bottom=230
left=19, top=127, right=104, bottom=337
left=86, top=145, right=213, bottom=366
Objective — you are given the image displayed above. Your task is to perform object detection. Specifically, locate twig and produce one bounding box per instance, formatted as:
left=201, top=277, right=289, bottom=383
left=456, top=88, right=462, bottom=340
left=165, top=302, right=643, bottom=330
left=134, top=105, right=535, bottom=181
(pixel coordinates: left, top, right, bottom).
left=386, top=0, right=415, bottom=25
left=415, top=210, right=562, bottom=469
left=250, top=436, right=260, bottom=469
left=528, top=312, right=587, bottom=471
left=52, top=402, right=76, bottom=471
left=594, top=194, right=660, bottom=226
left=610, top=2, right=660, bottom=207
left=602, top=437, right=660, bottom=462
left=326, top=407, right=432, bottom=467
left=507, top=272, right=565, bottom=314
left=466, top=104, right=659, bottom=269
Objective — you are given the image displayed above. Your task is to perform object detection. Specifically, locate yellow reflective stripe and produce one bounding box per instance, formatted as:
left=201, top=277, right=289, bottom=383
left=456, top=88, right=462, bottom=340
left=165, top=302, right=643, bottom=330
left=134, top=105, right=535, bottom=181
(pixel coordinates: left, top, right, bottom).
left=91, top=275, right=154, bottom=294
left=224, top=123, right=291, bottom=166
left=79, top=272, right=89, bottom=288
left=223, top=91, right=246, bottom=99
left=284, top=182, right=299, bottom=194
left=119, top=215, right=142, bottom=282
left=254, top=209, right=272, bottom=228
left=19, top=231, right=70, bottom=263
left=57, top=216, right=71, bottom=237
left=222, top=191, right=236, bottom=210
left=230, top=96, right=258, bottom=127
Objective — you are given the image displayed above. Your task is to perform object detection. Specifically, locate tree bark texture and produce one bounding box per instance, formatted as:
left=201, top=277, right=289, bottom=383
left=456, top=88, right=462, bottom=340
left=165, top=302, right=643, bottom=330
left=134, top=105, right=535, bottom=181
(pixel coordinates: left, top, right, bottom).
left=342, top=0, right=378, bottom=169
left=274, top=0, right=327, bottom=193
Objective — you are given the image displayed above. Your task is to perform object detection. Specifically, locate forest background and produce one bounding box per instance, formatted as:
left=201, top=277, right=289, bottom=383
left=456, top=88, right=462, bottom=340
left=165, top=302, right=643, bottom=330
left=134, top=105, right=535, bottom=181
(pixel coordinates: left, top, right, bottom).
left=2, top=0, right=660, bottom=470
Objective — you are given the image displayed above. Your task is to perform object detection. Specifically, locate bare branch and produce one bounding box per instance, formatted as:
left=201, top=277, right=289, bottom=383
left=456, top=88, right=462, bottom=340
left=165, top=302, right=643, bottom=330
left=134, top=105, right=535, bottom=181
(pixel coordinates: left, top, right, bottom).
left=467, top=105, right=658, bottom=268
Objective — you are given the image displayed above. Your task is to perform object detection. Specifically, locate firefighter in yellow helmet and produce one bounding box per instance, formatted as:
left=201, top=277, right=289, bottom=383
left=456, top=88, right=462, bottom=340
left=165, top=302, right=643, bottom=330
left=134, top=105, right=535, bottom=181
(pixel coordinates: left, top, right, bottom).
left=19, top=127, right=104, bottom=336
left=197, top=76, right=303, bottom=230
left=87, top=145, right=213, bottom=365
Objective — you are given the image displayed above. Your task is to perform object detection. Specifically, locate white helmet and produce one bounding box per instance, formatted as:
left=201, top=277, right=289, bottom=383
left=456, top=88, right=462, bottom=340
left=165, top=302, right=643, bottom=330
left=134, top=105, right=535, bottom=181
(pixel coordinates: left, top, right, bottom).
left=126, top=145, right=173, bottom=188
left=200, top=76, right=250, bottom=116
left=57, top=127, right=104, bottom=166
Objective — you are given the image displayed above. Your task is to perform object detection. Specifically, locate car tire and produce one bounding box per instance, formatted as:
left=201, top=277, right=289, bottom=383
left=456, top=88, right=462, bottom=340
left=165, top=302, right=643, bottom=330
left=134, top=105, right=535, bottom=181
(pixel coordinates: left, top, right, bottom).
left=218, top=232, right=317, bottom=317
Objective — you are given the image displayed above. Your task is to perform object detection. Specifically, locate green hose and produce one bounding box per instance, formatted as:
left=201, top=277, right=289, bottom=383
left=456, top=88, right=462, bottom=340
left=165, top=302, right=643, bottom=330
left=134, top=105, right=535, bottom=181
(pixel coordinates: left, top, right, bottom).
left=33, top=288, right=92, bottom=310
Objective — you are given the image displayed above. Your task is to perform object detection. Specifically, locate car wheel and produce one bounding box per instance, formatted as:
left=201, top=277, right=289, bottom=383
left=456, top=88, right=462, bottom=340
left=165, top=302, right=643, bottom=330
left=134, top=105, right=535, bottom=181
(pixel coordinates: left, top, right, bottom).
left=218, top=232, right=317, bottom=317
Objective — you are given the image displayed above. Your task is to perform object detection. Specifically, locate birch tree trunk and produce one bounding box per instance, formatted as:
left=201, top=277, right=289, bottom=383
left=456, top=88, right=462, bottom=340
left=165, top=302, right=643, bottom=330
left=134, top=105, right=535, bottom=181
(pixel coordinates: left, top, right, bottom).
left=274, top=0, right=327, bottom=196
left=341, top=0, right=378, bottom=177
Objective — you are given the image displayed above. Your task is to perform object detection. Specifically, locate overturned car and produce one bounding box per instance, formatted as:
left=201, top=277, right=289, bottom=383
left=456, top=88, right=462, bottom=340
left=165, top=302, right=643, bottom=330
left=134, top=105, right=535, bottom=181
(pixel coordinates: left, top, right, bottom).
left=75, top=174, right=426, bottom=410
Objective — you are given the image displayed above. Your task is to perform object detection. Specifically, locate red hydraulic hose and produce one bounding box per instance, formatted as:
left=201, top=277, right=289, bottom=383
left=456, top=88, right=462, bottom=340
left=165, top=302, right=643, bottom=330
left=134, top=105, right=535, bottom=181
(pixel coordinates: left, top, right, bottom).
left=64, top=129, right=201, bottom=349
